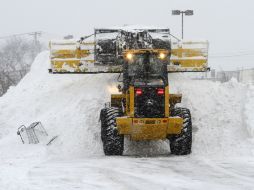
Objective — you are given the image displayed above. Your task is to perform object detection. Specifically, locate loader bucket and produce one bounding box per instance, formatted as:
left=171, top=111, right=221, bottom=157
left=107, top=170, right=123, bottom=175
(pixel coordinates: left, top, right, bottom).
left=49, top=40, right=96, bottom=73
left=49, top=28, right=209, bottom=73
left=169, top=40, right=209, bottom=72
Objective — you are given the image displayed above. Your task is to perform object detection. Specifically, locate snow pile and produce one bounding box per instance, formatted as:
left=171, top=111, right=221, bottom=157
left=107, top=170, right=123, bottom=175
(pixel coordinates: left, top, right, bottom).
left=245, top=85, right=254, bottom=137
left=0, top=51, right=117, bottom=158
left=0, top=51, right=253, bottom=159
left=169, top=77, right=254, bottom=157
left=1, top=51, right=254, bottom=190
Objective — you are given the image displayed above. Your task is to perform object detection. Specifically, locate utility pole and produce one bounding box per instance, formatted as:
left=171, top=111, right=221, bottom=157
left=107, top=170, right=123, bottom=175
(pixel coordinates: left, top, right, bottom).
left=172, top=10, right=194, bottom=39
left=181, top=12, right=184, bottom=39
left=0, top=31, right=42, bottom=41
left=29, top=31, right=41, bottom=44
left=29, top=31, right=42, bottom=54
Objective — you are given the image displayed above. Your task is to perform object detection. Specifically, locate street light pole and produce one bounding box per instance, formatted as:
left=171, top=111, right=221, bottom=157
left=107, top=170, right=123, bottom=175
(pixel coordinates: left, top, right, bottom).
left=181, top=12, right=184, bottom=39
left=172, top=10, right=194, bottom=39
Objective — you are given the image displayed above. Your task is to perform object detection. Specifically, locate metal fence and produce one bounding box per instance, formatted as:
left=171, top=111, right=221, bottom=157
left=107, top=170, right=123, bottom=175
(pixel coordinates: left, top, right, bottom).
left=239, top=69, right=254, bottom=84
left=189, top=68, right=254, bottom=84
left=215, top=69, right=254, bottom=84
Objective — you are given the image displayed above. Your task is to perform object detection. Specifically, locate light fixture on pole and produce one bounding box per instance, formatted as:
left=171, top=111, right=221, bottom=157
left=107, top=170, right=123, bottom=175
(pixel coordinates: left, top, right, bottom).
left=172, top=10, right=194, bottom=39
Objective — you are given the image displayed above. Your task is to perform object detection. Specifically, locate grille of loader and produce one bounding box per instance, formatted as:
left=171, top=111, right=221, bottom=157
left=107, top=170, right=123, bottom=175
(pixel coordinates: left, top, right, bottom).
left=134, top=87, right=165, bottom=118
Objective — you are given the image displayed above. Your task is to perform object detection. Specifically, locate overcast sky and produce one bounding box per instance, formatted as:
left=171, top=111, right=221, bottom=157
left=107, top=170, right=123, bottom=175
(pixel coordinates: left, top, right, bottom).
left=0, top=0, right=254, bottom=70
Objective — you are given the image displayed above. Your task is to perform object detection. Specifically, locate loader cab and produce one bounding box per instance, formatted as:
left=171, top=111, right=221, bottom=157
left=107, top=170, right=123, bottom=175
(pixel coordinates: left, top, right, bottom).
left=123, top=50, right=169, bottom=118
left=123, top=50, right=169, bottom=90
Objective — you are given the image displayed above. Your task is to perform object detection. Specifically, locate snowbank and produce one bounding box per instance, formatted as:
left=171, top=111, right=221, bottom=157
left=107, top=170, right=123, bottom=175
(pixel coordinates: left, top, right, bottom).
left=0, top=51, right=117, bottom=158
left=245, top=85, right=254, bottom=137
left=169, top=77, right=254, bottom=157
left=0, top=51, right=253, bottom=159
left=1, top=51, right=254, bottom=190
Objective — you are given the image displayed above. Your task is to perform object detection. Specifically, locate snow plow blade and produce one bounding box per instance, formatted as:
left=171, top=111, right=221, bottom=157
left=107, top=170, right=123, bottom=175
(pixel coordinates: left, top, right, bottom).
left=49, top=40, right=98, bottom=73
left=169, top=41, right=209, bottom=72
left=49, top=28, right=209, bottom=73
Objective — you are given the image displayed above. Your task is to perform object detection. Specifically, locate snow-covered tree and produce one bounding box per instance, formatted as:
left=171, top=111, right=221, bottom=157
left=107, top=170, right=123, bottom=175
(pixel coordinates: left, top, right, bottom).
left=0, top=37, right=43, bottom=96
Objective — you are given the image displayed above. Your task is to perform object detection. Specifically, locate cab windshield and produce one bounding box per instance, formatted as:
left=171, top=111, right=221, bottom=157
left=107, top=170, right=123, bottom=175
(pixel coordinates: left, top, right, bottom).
left=127, top=53, right=167, bottom=85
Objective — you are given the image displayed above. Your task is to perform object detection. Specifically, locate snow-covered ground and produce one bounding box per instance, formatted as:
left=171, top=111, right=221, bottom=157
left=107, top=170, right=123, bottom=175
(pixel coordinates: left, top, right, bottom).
left=245, top=85, right=254, bottom=137
left=0, top=51, right=254, bottom=190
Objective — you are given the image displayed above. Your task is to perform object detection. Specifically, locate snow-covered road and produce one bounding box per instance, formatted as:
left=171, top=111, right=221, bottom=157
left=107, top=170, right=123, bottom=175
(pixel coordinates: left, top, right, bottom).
left=25, top=157, right=254, bottom=190
left=1, top=149, right=254, bottom=190
left=0, top=51, right=253, bottom=190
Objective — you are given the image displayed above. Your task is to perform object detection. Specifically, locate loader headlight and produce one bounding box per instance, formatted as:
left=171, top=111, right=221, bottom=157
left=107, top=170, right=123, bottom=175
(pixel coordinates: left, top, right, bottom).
left=159, top=52, right=166, bottom=60
left=126, top=53, right=133, bottom=60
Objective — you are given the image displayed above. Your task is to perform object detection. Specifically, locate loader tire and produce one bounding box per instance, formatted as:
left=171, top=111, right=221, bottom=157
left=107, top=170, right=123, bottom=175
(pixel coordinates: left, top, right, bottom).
left=169, top=107, right=192, bottom=155
left=100, top=107, right=124, bottom=156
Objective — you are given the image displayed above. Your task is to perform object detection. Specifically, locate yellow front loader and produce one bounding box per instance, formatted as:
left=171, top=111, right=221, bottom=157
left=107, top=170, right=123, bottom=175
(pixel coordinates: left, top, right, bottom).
left=49, top=27, right=209, bottom=155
